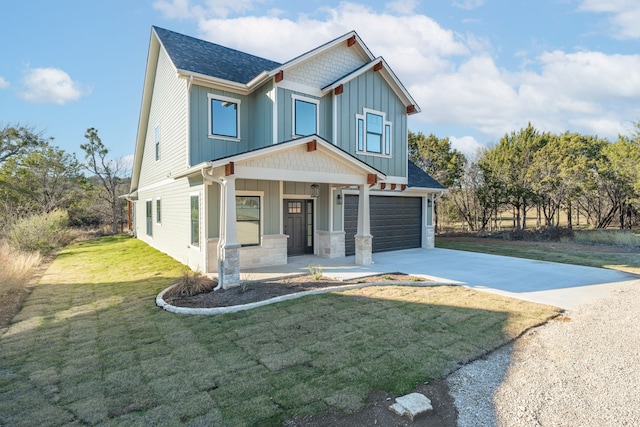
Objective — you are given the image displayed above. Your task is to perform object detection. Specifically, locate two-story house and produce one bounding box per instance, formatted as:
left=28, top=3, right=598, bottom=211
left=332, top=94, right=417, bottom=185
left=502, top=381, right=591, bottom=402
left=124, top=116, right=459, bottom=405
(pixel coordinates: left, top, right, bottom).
left=128, top=27, right=445, bottom=288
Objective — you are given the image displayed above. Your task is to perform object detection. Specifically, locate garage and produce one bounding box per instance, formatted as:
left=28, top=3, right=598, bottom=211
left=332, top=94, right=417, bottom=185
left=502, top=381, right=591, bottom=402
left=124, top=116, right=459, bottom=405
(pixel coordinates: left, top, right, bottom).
left=344, top=195, right=422, bottom=255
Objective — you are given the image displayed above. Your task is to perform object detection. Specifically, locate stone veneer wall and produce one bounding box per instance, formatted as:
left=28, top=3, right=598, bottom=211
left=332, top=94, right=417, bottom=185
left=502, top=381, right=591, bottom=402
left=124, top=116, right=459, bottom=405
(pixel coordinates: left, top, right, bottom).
left=207, top=235, right=288, bottom=272
left=425, top=226, right=435, bottom=249
left=316, top=231, right=345, bottom=258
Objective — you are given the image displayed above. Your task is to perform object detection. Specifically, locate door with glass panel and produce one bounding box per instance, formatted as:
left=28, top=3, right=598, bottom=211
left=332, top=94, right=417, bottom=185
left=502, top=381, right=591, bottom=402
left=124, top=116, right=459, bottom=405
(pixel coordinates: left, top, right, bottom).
left=283, top=199, right=313, bottom=255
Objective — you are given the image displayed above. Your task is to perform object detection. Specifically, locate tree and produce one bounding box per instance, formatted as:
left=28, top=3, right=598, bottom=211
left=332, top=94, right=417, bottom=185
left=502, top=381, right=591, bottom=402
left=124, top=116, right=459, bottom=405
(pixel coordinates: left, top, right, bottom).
left=0, top=144, right=82, bottom=217
left=80, top=128, right=129, bottom=234
left=0, top=124, right=47, bottom=164
left=408, top=132, right=465, bottom=188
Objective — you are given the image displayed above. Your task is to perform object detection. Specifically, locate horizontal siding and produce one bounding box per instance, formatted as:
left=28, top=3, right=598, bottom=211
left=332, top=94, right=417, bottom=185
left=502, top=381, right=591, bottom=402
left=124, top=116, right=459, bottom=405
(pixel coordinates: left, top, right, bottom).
left=139, top=48, right=188, bottom=188
left=135, top=178, right=204, bottom=272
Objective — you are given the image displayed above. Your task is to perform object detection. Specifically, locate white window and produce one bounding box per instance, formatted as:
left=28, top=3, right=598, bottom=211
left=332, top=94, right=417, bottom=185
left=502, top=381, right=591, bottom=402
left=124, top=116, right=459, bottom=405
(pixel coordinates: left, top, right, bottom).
left=292, top=94, right=319, bottom=137
left=190, top=194, right=199, bottom=247
left=208, top=94, right=241, bottom=140
left=356, top=109, right=392, bottom=156
left=146, top=200, right=153, bottom=236
left=154, top=124, right=160, bottom=161
left=236, top=195, right=261, bottom=246
left=155, top=198, right=161, bottom=224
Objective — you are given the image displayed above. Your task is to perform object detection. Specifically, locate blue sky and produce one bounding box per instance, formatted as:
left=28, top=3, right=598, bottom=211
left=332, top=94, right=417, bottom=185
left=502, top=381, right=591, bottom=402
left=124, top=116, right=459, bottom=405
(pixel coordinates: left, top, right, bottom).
left=1, top=0, right=639, bottom=163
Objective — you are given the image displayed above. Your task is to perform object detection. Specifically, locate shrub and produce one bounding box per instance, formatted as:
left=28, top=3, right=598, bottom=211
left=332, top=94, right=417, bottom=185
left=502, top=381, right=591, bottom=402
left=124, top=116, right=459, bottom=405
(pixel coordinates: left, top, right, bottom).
left=0, top=241, right=42, bottom=288
left=8, top=210, right=71, bottom=254
left=163, top=272, right=217, bottom=299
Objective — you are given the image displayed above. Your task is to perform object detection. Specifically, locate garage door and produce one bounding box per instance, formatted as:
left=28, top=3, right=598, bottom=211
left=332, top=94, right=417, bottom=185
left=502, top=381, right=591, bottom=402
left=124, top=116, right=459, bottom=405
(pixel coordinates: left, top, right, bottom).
left=344, top=195, right=422, bottom=255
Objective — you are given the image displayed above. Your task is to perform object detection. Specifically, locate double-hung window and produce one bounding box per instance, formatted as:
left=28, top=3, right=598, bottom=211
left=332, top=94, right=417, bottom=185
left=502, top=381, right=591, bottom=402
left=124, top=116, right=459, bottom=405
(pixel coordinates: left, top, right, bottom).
left=146, top=200, right=153, bottom=236
left=356, top=109, right=392, bottom=156
left=156, top=199, right=161, bottom=224
left=292, top=95, right=319, bottom=137
left=236, top=195, right=260, bottom=246
left=190, top=194, right=199, bottom=247
left=208, top=94, right=240, bottom=140
left=154, top=125, right=160, bottom=161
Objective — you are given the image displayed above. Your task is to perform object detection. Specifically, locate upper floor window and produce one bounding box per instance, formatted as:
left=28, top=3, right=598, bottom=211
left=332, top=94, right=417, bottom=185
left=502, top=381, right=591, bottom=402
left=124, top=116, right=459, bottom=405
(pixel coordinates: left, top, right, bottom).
left=356, top=109, right=392, bottom=156
left=292, top=95, right=318, bottom=137
left=154, top=125, right=160, bottom=161
left=208, top=94, right=240, bottom=140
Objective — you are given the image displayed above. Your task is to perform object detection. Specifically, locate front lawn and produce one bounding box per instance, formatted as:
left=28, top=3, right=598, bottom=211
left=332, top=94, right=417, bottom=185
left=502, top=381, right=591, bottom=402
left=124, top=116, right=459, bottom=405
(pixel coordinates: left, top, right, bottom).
left=0, top=235, right=559, bottom=426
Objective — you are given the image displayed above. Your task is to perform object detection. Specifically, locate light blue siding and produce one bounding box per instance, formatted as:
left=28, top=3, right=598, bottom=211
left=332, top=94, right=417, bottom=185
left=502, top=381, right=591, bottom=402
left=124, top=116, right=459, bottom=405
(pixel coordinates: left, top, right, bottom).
left=334, top=69, right=407, bottom=177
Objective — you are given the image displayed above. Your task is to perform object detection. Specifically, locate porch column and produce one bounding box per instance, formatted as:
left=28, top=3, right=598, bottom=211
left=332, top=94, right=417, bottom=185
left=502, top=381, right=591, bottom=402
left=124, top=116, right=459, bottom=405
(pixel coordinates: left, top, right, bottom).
left=220, top=176, right=240, bottom=288
left=355, top=184, right=372, bottom=265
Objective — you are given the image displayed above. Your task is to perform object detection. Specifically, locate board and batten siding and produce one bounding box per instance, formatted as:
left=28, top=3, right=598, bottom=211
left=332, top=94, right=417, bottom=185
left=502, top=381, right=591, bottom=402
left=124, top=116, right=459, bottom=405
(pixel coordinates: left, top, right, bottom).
left=189, top=81, right=275, bottom=165
left=138, top=47, right=188, bottom=188
left=136, top=177, right=205, bottom=272
left=335, top=69, right=407, bottom=178
left=276, top=88, right=332, bottom=143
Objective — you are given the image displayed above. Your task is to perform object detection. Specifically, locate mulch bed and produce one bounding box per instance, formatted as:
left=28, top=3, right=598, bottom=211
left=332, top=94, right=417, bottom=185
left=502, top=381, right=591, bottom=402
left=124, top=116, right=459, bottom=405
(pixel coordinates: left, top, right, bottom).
left=163, top=273, right=428, bottom=309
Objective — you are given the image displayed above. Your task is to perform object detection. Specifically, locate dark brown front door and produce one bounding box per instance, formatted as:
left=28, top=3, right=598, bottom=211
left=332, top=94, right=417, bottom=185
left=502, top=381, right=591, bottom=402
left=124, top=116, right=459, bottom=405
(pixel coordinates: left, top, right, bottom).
left=284, top=199, right=313, bottom=256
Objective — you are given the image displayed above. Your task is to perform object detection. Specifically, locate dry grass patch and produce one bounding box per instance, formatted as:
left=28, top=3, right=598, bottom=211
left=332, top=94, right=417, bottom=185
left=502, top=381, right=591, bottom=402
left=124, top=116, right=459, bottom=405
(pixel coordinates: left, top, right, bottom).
left=162, top=271, right=217, bottom=300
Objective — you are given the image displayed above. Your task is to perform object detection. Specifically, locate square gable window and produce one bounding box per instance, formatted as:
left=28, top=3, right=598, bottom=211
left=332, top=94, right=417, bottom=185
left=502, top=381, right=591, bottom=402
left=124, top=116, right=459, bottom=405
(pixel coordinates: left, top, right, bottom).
left=292, top=95, right=319, bottom=137
left=208, top=94, right=240, bottom=140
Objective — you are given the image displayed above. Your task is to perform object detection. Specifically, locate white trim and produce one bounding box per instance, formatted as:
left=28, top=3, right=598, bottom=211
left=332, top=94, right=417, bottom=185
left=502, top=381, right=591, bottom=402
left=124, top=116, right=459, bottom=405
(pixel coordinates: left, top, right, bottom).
left=291, top=94, right=320, bottom=138
left=207, top=93, right=241, bottom=141
left=154, top=123, right=161, bottom=162
left=189, top=191, right=202, bottom=250
left=235, top=190, right=264, bottom=247
left=277, top=80, right=323, bottom=98
left=356, top=108, right=392, bottom=158
left=332, top=91, right=338, bottom=144
left=270, top=87, right=278, bottom=144
left=136, top=178, right=174, bottom=193
left=235, top=166, right=368, bottom=185
left=145, top=199, right=153, bottom=238
left=380, top=175, right=408, bottom=185
left=155, top=197, right=162, bottom=225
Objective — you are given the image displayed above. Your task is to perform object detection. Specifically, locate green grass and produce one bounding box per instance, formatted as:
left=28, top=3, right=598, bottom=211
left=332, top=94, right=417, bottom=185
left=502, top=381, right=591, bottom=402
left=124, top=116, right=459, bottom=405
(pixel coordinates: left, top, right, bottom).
left=0, top=235, right=559, bottom=426
left=437, top=237, right=640, bottom=274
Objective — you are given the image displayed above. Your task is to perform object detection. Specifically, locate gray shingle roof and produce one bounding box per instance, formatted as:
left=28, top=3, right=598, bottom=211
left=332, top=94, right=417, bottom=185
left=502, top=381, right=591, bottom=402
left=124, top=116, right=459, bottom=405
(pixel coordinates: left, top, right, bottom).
left=153, top=26, right=281, bottom=85
left=408, top=160, right=445, bottom=189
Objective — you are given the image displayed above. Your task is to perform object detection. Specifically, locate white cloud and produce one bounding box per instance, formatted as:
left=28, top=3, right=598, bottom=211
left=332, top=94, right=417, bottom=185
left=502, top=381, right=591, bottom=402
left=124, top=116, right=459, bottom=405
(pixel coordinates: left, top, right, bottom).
left=155, top=1, right=640, bottom=142
left=579, top=0, right=640, bottom=39
left=449, top=135, right=485, bottom=160
left=154, top=0, right=260, bottom=19
left=0, top=76, right=9, bottom=88
left=385, top=0, right=418, bottom=15
left=20, top=67, right=90, bottom=105
left=452, top=0, right=485, bottom=10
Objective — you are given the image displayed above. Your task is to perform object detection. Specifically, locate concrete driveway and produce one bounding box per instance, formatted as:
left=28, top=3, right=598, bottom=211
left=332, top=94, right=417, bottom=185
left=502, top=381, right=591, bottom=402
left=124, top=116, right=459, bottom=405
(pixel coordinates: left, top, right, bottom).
left=244, top=248, right=638, bottom=310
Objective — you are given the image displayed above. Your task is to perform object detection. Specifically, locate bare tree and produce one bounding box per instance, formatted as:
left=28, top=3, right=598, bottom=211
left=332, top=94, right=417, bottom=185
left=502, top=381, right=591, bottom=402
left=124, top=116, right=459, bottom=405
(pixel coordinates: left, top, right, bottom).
left=80, top=128, right=129, bottom=234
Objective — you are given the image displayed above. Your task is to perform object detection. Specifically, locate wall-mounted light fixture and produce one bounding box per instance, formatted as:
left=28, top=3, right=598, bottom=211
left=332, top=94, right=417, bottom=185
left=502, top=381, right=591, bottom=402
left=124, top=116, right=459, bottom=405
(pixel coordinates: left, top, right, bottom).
left=310, top=184, right=319, bottom=198
left=336, top=194, right=342, bottom=205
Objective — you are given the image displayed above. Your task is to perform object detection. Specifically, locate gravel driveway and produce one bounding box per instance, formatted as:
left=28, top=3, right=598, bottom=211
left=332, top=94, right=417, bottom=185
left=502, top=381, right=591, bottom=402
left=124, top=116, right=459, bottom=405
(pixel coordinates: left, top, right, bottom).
left=448, top=278, right=640, bottom=426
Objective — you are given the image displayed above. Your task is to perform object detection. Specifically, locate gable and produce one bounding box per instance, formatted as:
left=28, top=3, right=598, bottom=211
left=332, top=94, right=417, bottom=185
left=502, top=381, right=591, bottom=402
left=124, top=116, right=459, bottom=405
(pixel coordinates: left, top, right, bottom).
left=286, top=43, right=367, bottom=89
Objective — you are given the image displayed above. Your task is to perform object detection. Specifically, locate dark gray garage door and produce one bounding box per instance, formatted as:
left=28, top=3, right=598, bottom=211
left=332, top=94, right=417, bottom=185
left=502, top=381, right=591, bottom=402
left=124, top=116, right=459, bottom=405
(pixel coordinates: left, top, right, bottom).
left=344, top=195, right=422, bottom=255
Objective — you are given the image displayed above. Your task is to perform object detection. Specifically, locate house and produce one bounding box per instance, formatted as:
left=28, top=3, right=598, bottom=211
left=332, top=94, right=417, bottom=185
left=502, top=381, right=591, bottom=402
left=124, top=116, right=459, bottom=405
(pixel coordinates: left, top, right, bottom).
left=127, top=26, right=445, bottom=288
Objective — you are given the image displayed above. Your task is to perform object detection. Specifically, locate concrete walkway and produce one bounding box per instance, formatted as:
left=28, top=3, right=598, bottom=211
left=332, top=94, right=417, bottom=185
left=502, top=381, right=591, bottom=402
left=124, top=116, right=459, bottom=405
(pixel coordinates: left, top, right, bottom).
left=243, top=248, right=638, bottom=310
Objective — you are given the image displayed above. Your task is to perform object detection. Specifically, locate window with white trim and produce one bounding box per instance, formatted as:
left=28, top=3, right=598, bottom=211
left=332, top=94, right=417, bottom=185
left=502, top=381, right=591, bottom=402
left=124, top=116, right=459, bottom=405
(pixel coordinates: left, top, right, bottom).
left=356, top=109, right=392, bottom=156
left=154, top=125, right=160, bottom=161
left=155, top=198, right=161, bottom=224
left=236, top=195, right=260, bottom=246
left=292, top=95, right=318, bottom=137
left=146, top=200, right=153, bottom=236
left=208, top=94, right=240, bottom=140
left=190, top=195, right=199, bottom=247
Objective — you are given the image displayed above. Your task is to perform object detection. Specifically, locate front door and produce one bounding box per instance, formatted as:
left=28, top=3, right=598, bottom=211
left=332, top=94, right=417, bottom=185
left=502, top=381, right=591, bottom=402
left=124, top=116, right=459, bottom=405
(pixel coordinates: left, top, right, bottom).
left=284, top=199, right=313, bottom=256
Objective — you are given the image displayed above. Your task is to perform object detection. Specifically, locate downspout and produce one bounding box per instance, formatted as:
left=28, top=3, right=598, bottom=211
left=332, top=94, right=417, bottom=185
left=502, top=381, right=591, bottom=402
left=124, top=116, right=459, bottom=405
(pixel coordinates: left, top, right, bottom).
left=202, top=167, right=226, bottom=291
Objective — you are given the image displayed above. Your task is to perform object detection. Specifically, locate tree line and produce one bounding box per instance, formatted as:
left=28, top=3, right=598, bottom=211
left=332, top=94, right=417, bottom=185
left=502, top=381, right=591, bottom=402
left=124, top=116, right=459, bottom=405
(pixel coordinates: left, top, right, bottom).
left=0, top=125, right=129, bottom=237
left=410, top=123, right=640, bottom=232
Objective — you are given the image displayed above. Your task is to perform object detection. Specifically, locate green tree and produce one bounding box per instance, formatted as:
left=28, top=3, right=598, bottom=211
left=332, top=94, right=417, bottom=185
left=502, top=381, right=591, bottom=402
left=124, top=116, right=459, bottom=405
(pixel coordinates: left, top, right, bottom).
left=0, top=124, right=47, bottom=164
left=408, top=131, right=465, bottom=188
left=80, top=128, right=129, bottom=234
left=0, top=143, right=82, bottom=222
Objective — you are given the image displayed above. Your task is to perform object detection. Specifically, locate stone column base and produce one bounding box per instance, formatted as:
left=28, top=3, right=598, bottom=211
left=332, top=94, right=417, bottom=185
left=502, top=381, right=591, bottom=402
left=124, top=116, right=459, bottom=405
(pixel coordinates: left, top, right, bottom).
left=425, top=226, right=435, bottom=249
left=317, top=231, right=345, bottom=258
left=355, top=234, right=373, bottom=265
left=220, top=244, right=240, bottom=289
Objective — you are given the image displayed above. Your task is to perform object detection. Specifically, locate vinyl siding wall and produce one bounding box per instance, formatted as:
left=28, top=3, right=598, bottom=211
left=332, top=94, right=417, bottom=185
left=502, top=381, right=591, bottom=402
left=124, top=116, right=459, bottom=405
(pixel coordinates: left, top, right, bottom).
left=276, top=88, right=331, bottom=143
left=138, top=48, right=188, bottom=188
left=135, top=177, right=205, bottom=272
